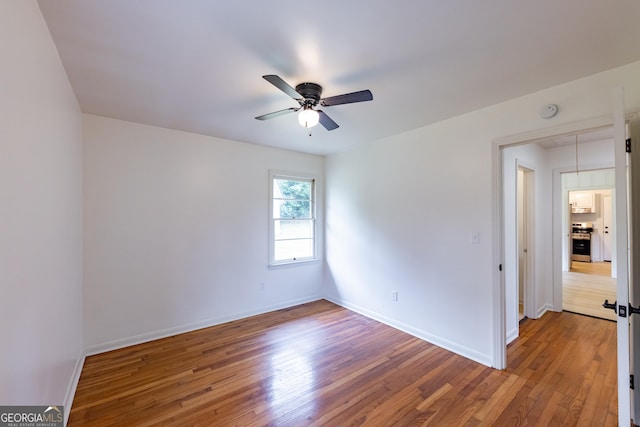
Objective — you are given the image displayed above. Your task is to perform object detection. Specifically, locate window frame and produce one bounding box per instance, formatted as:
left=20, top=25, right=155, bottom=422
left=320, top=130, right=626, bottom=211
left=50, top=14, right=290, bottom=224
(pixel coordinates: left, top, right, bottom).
left=269, top=171, right=318, bottom=267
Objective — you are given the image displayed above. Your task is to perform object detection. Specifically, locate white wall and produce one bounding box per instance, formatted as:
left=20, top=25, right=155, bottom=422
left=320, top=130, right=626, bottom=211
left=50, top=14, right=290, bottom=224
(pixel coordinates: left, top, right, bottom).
left=0, top=0, right=83, bottom=417
left=325, top=61, right=640, bottom=367
left=83, top=115, right=325, bottom=353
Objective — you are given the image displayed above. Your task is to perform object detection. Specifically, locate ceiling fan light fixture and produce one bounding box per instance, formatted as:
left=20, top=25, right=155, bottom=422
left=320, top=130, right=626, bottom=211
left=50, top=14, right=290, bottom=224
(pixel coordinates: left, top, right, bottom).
left=298, top=107, right=319, bottom=128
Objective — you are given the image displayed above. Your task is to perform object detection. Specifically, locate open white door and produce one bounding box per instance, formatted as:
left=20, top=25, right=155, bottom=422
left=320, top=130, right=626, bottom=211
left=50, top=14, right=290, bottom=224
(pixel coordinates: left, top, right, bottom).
left=612, top=87, right=631, bottom=425
left=629, top=117, right=640, bottom=424
left=517, top=166, right=535, bottom=322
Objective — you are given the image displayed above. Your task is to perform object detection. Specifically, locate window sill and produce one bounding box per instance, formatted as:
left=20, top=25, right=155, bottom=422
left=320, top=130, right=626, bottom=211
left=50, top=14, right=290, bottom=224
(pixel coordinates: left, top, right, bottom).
left=268, top=258, right=320, bottom=269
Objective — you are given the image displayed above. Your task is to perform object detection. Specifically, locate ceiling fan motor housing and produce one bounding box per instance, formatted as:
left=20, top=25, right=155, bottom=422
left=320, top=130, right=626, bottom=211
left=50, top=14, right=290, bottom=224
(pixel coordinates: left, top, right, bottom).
left=295, top=82, right=323, bottom=106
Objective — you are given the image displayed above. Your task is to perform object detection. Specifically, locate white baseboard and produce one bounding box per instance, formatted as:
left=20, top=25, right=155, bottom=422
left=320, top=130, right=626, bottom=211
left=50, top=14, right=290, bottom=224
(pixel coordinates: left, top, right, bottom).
left=85, top=295, right=322, bottom=356
left=537, top=303, right=554, bottom=318
left=63, top=352, right=85, bottom=427
left=324, top=297, right=493, bottom=367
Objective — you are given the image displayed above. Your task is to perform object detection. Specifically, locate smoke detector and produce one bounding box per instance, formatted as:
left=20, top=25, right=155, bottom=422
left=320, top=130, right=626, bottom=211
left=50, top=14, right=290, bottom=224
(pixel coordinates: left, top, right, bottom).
left=540, top=104, right=558, bottom=119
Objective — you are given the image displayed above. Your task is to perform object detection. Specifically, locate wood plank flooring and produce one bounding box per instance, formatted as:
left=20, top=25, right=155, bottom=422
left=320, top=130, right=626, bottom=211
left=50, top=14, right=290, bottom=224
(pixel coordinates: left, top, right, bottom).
left=68, top=300, right=617, bottom=426
left=563, top=261, right=616, bottom=321
left=569, top=261, right=612, bottom=277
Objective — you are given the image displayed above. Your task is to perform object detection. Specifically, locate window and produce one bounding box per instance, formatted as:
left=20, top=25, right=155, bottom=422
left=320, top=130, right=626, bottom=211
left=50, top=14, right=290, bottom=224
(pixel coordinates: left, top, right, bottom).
left=270, top=172, right=316, bottom=265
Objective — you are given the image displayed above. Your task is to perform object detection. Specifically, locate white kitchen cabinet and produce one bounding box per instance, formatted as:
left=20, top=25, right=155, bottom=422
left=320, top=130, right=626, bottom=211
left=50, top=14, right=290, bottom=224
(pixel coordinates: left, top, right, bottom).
left=565, top=168, right=615, bottom=190
left=569, top=191, right=595, bottom=212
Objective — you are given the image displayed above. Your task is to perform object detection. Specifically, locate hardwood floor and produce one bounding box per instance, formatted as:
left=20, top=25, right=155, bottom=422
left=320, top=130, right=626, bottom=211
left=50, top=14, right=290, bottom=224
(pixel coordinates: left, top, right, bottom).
left=569, top=261, right=612, bottom=277
left=69, top=300, right=617, bottom=426
left=563, top=261, right=616, bottom=321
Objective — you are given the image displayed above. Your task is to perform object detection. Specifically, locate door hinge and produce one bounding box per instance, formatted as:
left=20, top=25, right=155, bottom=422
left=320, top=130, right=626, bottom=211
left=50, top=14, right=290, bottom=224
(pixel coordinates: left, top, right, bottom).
left=499, top=264, right=502, bottom=272
left=626, top=138, right=631, bottom=153
left=631, top=374, right=635, bottom=390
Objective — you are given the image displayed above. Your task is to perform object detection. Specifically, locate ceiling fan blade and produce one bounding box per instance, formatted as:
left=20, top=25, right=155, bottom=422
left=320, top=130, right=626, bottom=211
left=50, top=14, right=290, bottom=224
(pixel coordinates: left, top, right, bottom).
left=320, top=89, right=373, bottom=107
left=318, top=110, right=339, bottom=131
left=255, top=107, right=299, bottom=121
left=263, top=75, right=303, bottom=101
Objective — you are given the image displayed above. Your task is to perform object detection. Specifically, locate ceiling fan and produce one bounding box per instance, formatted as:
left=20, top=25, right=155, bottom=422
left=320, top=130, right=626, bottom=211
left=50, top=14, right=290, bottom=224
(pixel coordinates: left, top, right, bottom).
left=255, top=75, right=373, bottom=131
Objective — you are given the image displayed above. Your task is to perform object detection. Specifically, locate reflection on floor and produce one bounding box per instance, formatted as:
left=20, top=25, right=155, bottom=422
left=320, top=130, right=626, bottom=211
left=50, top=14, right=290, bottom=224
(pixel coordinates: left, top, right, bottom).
left=563, top=261, right=616, bottom=321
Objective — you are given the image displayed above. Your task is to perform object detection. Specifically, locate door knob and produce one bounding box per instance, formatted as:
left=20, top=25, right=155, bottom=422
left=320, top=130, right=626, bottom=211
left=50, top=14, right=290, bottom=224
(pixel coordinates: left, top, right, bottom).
left=603, top=300, right=617, bottom=313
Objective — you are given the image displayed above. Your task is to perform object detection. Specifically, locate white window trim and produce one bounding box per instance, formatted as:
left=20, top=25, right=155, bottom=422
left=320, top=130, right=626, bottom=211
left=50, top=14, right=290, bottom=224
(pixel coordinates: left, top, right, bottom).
left=269, top=170, right=318, bottom=267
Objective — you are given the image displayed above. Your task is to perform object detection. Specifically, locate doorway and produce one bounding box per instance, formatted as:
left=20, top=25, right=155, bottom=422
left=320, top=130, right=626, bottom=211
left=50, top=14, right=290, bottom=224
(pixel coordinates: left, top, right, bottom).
left=496, top=121, right=617, bottom=367
left=517, top=166, right=534, bottom=323
left=561, top=171, right=616, bottom=320
left=494, top=106, right=638, bottom=424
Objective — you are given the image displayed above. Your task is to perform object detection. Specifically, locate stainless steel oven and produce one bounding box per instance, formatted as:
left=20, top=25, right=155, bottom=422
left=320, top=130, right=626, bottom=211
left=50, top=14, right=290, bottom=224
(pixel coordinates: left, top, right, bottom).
left=571, top=222, right=593, bottom=262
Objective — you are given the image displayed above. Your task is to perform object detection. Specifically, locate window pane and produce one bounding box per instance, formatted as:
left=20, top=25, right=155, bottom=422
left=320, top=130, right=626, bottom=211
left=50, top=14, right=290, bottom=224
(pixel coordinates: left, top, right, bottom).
left=274, top=220, right=314, bottom=240
left=271, top=174, right=316, bottom=264
left=274, top=179, right=312, bottom=199
left=274, top=239, right=314, bottom=261
left=273, top=200, right=311, bottom=219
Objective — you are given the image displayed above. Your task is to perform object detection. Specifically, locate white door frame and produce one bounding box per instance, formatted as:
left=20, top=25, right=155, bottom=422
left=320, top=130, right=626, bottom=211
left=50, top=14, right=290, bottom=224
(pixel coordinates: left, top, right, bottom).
left=517, top=165, right=535, bottom=321
left=602, top=193, right=613, bottom=263
left=493, top=113, right=619, bottom=369
left=493, top=99, right=635, bottom=424
left=552, top=165, right=614, bottom=311
left=565, top=186, right=572, bottom=273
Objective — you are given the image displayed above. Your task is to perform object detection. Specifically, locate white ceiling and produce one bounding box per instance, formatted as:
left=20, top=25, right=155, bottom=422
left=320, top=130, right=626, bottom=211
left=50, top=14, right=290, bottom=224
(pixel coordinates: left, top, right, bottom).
left=38, top=0, right=640, bottom=155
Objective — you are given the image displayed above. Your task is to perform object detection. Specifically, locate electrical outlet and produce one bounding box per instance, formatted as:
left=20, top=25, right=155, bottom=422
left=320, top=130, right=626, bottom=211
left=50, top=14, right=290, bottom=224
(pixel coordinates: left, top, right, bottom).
left=392, top=291, right=398, bottom=301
